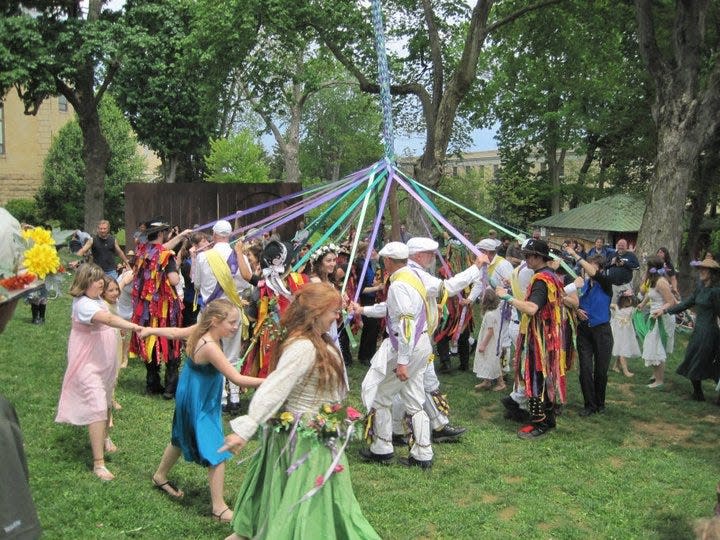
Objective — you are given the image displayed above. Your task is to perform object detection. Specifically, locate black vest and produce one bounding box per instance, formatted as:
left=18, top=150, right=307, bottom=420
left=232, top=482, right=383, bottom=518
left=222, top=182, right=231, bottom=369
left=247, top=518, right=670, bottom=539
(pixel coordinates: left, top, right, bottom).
left=91, top=234, right=117, bottom=272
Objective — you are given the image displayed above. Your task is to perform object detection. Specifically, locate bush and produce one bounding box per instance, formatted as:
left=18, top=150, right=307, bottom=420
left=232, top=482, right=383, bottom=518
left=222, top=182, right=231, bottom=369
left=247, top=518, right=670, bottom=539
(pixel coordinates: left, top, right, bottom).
left=4, top=198, right=39, bottom=224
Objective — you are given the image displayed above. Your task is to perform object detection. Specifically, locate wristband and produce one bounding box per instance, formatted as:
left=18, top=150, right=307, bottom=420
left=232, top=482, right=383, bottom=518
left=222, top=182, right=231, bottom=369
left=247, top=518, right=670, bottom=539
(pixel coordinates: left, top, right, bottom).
left=502, top=294, right=513, bottom=302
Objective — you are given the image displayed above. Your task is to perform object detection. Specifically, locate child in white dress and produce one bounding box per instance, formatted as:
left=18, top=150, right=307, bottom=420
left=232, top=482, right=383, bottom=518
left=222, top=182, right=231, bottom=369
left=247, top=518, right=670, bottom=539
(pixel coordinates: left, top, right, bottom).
left=473, top=290, right=505, bottom=391
left=610, top=290, right=640, bottom=377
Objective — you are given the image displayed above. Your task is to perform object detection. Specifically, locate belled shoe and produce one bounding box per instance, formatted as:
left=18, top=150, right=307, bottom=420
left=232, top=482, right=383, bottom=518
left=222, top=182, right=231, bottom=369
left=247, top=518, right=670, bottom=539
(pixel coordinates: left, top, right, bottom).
left=517, top=422, right=553, bottom=440
left=392, top=433, right=408, bottom=446
left=398, top=456, right=433, bottom=470
left=359, top=449, right=394, bottom=464
left=432, top=424, right=467, bottom=443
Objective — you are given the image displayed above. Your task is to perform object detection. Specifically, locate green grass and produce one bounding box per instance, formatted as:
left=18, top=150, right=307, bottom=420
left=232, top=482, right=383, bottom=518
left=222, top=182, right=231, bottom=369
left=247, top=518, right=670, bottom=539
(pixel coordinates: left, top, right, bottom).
left=1, top=289, right=717, bottom=539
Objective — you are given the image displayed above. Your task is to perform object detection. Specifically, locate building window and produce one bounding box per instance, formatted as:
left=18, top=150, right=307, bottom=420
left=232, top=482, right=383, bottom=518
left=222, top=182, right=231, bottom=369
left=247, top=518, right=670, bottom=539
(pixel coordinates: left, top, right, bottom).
left=0, top=103, right=4, bottom=155
left=58, top=95, right=68, bottom=112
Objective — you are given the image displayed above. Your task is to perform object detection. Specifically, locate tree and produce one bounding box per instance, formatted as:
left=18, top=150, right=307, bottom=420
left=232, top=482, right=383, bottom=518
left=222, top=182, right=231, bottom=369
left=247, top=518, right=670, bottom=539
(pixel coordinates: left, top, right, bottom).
left=36, top=98, right=146, bottom=229
left=113, top=0, right=259, bottom=183
left=633, top=0, right=720, bottom=266
left=300, top=83, right=383, bottom=182
left=204, top=131, right=270, bottom=184
left=289, top=0, right=561, bottom=191
left=0, top=1, right=126, bottom=230
left=485, top=0, right=654, bottom=215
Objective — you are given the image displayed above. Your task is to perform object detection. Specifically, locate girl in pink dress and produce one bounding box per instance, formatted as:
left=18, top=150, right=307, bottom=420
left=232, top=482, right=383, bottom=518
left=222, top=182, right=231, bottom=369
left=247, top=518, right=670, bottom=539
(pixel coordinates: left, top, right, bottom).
left=55, top=264, right=143, bottom=481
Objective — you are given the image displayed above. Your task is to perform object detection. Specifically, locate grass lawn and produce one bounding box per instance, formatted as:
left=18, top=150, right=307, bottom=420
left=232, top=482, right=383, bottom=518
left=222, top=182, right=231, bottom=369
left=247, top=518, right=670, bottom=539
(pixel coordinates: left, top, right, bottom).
left=1, top=288, right=718, bottom=539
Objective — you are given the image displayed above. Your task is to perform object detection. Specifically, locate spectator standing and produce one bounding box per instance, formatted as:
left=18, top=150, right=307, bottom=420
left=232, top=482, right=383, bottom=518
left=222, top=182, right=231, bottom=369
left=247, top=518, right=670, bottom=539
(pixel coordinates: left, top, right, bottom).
left=569, top=248, right=614, bottom=416
left=76, top=220, right=129, bottom=279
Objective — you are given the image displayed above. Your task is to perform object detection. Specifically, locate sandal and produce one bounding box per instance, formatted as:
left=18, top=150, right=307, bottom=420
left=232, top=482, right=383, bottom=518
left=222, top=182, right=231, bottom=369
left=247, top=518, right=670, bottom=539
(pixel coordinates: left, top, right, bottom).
left=93, top=465, right=115, bottom=481
left=212, top=507, right=233, bottom=523
left=104, top=437, right=117, bottom=453
left=152, top=478, right=184, bottom=499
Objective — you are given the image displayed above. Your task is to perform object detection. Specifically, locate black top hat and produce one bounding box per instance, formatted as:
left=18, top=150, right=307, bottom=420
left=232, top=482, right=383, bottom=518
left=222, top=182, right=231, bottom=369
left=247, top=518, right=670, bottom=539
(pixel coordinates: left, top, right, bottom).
left=144, top=217, right=171, bottom=236
left=521, top=238, right=551, bottom=261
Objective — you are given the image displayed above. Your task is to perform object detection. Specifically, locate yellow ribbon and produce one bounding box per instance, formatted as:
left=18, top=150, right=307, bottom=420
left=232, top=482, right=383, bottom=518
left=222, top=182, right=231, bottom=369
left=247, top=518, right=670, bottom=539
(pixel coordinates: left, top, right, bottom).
left=205, top=249, right=250, bottom=339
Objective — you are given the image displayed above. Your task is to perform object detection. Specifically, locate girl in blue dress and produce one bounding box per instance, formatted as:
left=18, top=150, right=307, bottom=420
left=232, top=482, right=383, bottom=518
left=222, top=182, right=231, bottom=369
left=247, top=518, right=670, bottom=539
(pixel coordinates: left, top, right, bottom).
left=140, top=299, right=263, bottom=522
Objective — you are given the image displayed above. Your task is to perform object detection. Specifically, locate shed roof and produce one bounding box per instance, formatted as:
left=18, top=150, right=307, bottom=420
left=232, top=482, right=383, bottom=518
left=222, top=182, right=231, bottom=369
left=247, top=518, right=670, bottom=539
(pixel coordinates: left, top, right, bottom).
left=532, top=193, right=644, bottom=232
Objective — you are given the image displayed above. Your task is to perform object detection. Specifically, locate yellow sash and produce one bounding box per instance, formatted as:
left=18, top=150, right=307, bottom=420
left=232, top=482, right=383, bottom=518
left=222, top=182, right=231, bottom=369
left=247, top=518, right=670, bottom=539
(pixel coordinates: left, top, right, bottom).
left=205, top=249, right=250, bottom=338
left=390, top=268, right=435, bottom=333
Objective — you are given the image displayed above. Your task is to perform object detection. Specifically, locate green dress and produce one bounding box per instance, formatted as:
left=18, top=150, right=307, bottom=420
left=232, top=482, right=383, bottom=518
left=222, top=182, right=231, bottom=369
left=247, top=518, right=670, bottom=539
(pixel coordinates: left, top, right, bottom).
left=668, top=284, right=720, bottom=381
left=228, top=338, right=380, bottom=540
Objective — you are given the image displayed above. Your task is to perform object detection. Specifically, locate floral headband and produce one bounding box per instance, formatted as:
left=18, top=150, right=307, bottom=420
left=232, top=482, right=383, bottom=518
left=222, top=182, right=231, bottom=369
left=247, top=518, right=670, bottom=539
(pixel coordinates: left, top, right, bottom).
left=310, top=243, right=339, bottom=263
left=648, top=267, right=666, bottom=275
left=620, top=288, right=635, bottom=297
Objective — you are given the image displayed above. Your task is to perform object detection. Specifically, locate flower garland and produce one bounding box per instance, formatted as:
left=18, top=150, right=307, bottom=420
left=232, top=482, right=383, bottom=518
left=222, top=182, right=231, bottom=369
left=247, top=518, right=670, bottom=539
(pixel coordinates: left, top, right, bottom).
left=309, top=243, right=339, bottom=263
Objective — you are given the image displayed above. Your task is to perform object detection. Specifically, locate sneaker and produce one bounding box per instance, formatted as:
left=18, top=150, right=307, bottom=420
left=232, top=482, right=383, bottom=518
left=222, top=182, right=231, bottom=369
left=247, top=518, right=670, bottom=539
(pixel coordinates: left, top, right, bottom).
left=359, top=449, right=394, bottom=464
left=517, top=422, right=553, bottom=440
left=432, top=424, right=467, bottom=443
left=392, top=434, right=408, bottom=446
left=398, top=456, right=433, bottom=470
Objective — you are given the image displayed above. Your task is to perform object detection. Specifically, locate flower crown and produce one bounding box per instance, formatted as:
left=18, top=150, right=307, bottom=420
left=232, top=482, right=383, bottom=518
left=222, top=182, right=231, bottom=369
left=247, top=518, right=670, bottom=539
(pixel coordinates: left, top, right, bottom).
left=649, top=267, right=666, bottom=275
left=310, top=243, right=339, bottom=263
left=620, top=288, right=635, bottom=297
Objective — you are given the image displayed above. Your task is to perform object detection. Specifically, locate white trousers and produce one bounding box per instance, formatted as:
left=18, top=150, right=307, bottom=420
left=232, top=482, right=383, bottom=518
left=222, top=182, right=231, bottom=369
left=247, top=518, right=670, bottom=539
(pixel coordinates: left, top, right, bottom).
left=364, top=335, right=433, bottom=461
left=392, top=359, right=448, bottom=433
left=199, top=310, right=243, bottom=405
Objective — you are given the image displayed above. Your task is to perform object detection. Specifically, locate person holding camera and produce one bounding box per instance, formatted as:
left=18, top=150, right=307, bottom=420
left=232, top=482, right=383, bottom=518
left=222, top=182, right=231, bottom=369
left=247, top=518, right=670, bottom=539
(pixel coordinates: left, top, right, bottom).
left=605, top=239, right=640, bottom=302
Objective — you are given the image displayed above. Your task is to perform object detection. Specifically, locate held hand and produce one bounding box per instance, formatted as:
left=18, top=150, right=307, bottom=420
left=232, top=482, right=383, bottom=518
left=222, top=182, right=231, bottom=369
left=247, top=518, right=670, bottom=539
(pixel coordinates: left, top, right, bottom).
left=477, top=344, right=486, bottom=353
left=577, top=309, right=589, bottom=321
left=495, top=286, right=508, bottom=299
left=566, top=246, right=576, bottom=257
left=219, top=433, right=247, bottom=454
left=348, top=301, right=362, bottom=316
left=573, top=276, right=585, bottom=289
left=474, top=253, right=490, bottom=268
left=459, top=297, right=472, bottom=306
left=137, top=326, right=155, bottom=339
left=650, top=308, right=664, bottom=319
left=180, top=228, right=193, bottom=237
left=395, top=364, right=409, bottom=382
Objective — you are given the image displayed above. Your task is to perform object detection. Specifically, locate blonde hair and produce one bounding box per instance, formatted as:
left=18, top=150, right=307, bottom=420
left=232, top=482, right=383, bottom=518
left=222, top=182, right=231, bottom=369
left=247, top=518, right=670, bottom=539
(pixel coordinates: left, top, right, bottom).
left=69, top=264, right=105, bottom=297
left=272, top=282, right=344, bottom=391
left=186, top=299, right=238, bottom=354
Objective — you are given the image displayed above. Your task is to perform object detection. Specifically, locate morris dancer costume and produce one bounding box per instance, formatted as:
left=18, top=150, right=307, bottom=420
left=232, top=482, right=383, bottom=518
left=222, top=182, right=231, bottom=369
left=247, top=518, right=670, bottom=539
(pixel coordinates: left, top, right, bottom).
left=508, top=239, right=567, bottom=439
left=192, top=220, right=251, bottom=409
left=391, top=237, right=483, bottom=445
left=130, top=222, right=183, bottom=397
left=241, top=241, right=307, bottom=379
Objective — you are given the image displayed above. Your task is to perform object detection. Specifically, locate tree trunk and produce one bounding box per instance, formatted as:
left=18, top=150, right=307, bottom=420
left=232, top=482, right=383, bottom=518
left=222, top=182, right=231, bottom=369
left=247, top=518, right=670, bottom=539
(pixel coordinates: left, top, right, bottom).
left=635, top=122, right=700, bottom=271
left=166, top=155, right=179, bottom=183
left=76, top=100, right=111, bottom=232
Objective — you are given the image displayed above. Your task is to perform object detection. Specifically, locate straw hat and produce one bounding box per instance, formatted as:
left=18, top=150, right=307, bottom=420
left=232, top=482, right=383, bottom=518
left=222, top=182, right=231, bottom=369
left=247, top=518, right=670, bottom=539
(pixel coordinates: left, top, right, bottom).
left=691, top=254, right=720, bottom=270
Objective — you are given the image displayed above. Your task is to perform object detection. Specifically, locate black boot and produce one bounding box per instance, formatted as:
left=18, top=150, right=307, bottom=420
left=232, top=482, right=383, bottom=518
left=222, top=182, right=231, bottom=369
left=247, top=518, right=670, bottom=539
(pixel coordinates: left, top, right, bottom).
left=30, top=304, right=40, bottom=324
left=38, top=304, right=46, bottom=324
left=163, top=358, right=180, bottom=399
left=145, top=361, right=164, bottom=395
left=692, top=380, right=705, bottom=401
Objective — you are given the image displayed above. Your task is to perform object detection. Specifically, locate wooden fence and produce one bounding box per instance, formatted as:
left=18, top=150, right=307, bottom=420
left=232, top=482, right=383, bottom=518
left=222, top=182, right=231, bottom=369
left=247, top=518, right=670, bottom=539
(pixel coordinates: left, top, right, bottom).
left=124, top=181, right=302, bottom=249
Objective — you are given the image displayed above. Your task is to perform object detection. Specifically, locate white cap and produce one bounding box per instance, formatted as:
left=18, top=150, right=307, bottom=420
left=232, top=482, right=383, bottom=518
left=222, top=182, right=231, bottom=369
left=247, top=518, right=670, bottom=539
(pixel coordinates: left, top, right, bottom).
left=406, top=237, right=439, bottom=255
left=378, top=241, right=409, bottom=260
left=212, top=220, right=232, bottom=236
left=476, top=238, right=499, bottom=251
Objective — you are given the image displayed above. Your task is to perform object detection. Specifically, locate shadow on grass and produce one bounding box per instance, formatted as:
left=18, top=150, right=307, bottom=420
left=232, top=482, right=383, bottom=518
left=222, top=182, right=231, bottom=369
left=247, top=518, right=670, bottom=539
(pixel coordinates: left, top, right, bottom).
left=654, top=510, right=694, bottom=540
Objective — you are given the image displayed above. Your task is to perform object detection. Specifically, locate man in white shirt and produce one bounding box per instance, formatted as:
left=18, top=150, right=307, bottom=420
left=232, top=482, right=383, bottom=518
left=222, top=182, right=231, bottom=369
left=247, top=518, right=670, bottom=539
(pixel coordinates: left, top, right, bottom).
left=193, top=220, right=252, bottom=412
left=392, top=237, right=487, bottom=445
left=353, top=240, right=488, bottom=468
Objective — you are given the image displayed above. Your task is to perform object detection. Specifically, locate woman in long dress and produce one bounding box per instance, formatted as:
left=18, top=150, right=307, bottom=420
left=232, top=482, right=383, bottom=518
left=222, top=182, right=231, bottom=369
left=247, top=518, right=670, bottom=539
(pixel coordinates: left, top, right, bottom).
left=664, top=254, right=720, bottom=401
left=55, top=264, right=143, bottom=481
left=636, top=256, right=677, bottom=388
left=221, top=282, right=380, bottom=540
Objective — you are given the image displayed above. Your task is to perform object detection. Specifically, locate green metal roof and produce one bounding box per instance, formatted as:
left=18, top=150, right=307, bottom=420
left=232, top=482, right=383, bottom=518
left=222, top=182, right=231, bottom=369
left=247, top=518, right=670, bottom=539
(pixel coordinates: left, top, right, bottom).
left=532, top=193, right=644, bottom=232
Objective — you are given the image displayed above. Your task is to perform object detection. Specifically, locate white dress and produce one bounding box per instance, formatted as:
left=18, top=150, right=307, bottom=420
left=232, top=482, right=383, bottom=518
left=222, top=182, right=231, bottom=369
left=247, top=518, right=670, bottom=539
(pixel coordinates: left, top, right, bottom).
left=472, top=306, right=502, bottom=379
left=611, top=306, right=641, bottom=358
left=642, top=287, right=676, bottom=366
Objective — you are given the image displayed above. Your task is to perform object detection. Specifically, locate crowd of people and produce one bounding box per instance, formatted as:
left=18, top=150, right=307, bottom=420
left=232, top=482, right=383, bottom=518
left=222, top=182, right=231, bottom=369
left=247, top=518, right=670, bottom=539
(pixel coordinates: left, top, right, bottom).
left=15, top=215, right=720, bottom=536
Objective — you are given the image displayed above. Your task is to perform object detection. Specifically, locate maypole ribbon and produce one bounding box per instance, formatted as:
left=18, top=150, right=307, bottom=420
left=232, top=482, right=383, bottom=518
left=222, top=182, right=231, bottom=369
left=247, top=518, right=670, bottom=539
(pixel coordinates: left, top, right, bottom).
left=371, top=0, right=395, bottom=161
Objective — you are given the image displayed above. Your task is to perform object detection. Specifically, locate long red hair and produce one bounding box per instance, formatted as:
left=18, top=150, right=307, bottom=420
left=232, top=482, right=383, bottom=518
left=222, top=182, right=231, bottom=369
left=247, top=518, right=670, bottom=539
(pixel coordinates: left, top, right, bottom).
left=271, top=282, right=344, bottom=391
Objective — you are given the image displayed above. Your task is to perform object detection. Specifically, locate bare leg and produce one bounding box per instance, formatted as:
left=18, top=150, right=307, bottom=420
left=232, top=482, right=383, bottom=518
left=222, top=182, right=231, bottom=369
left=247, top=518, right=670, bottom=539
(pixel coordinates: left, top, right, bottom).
left=89, top=419, right=114, bottom=480
left=611, top=358, right=621, bottom=373
left=648, top=365, right=664, bottom=387
left=225, top=534, right=247, bottom=540
left=209, top=462, right=233, bottom=520
left=618, top=356, right=634, bottom=377
left=153, top=444, right=184, bottom=497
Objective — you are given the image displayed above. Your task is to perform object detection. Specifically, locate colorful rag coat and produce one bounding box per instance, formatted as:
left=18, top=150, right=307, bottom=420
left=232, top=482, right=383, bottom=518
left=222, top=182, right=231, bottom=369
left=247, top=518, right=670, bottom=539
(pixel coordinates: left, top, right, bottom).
left=241, top=272, right=308, bottom=379
left=514, top=269, right=568, bottom=404
left=130, top=243, right=183, bottom=363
